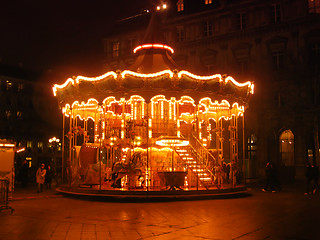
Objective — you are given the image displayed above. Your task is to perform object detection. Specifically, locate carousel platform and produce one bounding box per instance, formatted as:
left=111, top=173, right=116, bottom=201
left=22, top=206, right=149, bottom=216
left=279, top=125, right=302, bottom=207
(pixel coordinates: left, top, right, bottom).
left=56, top=185, right=248, bottom=201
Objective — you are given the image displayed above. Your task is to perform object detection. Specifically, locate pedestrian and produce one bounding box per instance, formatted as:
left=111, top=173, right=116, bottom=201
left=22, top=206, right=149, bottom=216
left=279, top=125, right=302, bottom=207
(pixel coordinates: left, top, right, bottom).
left=270, top=163, right=281, bottom=192
left=311, top=163, right=320, bottom=194
left=36, top=163, right=46, bottom=193
left=45, top=165, right=54, bottom=189
left=262, top=161, right=276, bottom=192
left=215, top=164, right=224, bottom=188
left=19, top=160, right=29, bottom=188
left=305, top=162, right=313, bottom=195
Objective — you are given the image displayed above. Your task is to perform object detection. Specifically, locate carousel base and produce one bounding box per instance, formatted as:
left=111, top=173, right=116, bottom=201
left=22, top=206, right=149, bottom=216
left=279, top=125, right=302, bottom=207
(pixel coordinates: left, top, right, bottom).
left=56, top=185, right=248, bottom=201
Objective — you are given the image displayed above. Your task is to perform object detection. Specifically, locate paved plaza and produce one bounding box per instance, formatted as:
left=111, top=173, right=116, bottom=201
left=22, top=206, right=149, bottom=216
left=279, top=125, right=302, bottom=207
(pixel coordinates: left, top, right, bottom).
left=1, top=182, right=319, bottom=240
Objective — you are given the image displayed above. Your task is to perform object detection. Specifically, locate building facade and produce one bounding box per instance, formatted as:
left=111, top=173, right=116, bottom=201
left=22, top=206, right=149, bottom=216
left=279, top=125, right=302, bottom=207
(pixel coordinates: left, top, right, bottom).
left=102, top=0, right=320, bottom=182
left=0, top=64, right=62, bottom=183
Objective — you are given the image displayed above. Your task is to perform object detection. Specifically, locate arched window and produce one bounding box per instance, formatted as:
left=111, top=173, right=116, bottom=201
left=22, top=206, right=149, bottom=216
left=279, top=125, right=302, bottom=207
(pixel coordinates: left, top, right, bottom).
left=245, top=133, right=257, bottom=178
left=248, top=133, right=257, bottom=160
left=279, top=130, right=294, bottom=166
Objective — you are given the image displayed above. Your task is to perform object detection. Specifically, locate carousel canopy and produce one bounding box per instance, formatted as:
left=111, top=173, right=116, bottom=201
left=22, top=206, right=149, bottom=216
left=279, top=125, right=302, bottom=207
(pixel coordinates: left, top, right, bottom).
left=53, top=12, right=254, bottom=108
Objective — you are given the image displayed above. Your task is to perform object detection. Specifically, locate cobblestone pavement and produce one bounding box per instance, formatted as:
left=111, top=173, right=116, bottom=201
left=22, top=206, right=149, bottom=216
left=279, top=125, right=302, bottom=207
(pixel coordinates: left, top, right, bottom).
left=1, top=183, right=319, bottom=240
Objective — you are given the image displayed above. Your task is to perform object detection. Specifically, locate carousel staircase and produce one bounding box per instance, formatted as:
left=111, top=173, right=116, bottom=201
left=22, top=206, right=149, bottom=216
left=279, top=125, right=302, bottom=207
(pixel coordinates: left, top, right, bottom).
left=175, top=146, right=215, bottom=189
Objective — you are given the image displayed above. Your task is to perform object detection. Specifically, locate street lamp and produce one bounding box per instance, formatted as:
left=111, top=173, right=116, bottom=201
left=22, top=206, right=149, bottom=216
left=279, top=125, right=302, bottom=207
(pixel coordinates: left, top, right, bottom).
left=49, top=137, right=60, bottom=144
left=48, top=137, right=60, bottom=184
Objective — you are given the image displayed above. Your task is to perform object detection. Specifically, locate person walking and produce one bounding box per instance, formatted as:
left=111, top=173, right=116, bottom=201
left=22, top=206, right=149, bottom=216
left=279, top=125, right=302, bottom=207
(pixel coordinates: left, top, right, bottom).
left=45, top=165, right=54, bottom=189
left=262, top=161, right=277, bottom=192
left=311, top=163, right=320, bottom=194
left=19, top=160, right=29, bottom=188
left=305, top=162, right=313, bottom=195
left=36, top=163, right=46, bottom=193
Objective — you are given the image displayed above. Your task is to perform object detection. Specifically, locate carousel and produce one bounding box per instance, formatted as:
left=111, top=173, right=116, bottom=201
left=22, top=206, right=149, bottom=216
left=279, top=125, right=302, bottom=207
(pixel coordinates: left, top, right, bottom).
left=53, top=13, right=254, bottom=198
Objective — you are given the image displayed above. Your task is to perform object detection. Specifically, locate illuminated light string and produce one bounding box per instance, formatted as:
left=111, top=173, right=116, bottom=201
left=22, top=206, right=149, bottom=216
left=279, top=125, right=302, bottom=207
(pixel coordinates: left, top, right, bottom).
left=178, top=71, right=222, bottom=81
left=53, top=70, right=254, bottom=97
left=52, top=78, right=74, bottom=96
left=0, top=143, right=15, bottom=147
left=121, top=70, right=174, bottom=79
left=225, top=76, right=254, bottom=94
left=133, top=44, right=174, bottom=54
left=74, top=71, right=117, bottom=83
left=178, top=71, right=254, bottom=94
left=178, top=96, right=196, bottom=106
left=155, top=138, right=190, bottom=147
left=16, top=147, right=25, bottom=153
left=61, top=95, right=246, bottom=122
left=53, top=72, right=117, bottom=96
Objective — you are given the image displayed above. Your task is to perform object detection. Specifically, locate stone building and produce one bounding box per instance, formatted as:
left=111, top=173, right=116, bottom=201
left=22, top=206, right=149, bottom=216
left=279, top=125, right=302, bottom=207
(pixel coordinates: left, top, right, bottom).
left=102, top=0, right=320, bottom=182
left=0, top=64, right=62, bottom=181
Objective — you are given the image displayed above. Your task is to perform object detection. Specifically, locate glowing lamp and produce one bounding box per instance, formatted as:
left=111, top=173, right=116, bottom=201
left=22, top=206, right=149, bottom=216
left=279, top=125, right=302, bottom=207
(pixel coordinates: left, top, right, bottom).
left=133, top=44, right=174, bottom=54
left=155, top=136, right=189, bottom=147
left=0, top=143, right=15, bottom=147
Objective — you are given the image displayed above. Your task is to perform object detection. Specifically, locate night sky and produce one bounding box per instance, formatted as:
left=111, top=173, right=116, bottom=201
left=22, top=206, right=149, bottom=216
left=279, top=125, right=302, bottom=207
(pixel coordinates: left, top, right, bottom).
left=1, top=0, right=152, bottom=80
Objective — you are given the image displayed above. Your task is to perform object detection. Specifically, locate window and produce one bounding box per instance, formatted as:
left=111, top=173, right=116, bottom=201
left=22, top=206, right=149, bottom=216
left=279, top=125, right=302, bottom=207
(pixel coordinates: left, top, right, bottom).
left=17, top=111, right=22, bottom=119
left=248, top=134, right=257, bottom=160
left=246, top=133, right=257, bottom=178
left=6, top=81, right=12, bottom=91
left=6, top=97, right=11, bottom=106
left=272, top=50, right=285, bottom=70
left=5, top=110, right=11, bottom=120
left=127, top=39, right=136, bottom=54
left=27, top=141, right=32, bottom=149
left=176, top=26, right=185, bottom=42
left=17, top=83, right=24, bottom=92
left=205, top=0, right=212, bottom=4
left=37, top=142, right=43, bottom=152
left=309, top=0, right=320, bottom=13
left=232, top=44, right=251, bottom=74
left=310, top=43, right=320, bottom=71
left=112, top=42, right=120, bottom=58
left=237, top=13, right=247, bottom=30
left=311, top=43, right=320, bottom=59
left=276, top=93, right=285, bottom=107
left=177, top=0, right=184, bottom=12
left=205, top=64, right=215, bottom=73
left=279, top=130, right=294, bottom=167
left=271, top=4, right=281, bottom=23
left=236, top=59, right=248, bottom=74
left=203, top=19, right=213, bottom=37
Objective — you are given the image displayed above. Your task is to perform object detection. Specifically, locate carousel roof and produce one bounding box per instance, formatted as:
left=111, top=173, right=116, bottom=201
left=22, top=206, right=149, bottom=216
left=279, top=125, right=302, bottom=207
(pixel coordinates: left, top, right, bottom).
left=53, top=12, right=254, bottom=107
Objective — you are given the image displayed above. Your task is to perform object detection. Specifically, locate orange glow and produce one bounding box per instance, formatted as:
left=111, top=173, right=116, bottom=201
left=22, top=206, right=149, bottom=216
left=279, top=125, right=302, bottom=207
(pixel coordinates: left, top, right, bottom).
left=53, top=71, right=117, bottom=96
left=178, top=71, right=254, bottom=94
left=225, top=76, right=254, bottom=94
left=178, top=71, right=222, bottom=81
left=53, top=78, right=74, bottom=96
left=155, top=136, right=189, bottom=147
left=16, top=147, right=25, bottom=153
left=60, top=94, right=246, bottom=124
left=121, top=70, right=173, bottom=78
left=74, top=72, right=117, bottom=83
left=53, top=70, right=254, bottom=98
left=133, top=44, right=174, bottom=54
left=0, top=143, right=15, bottom=147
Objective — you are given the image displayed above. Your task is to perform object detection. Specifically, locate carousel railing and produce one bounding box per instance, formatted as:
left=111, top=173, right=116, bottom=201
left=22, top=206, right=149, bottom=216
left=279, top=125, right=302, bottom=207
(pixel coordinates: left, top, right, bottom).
left=190, top=134, right=218, bottom=167
left=174, top=135, right=217, bottom=189
left=174, top=146, right=215, bottom=190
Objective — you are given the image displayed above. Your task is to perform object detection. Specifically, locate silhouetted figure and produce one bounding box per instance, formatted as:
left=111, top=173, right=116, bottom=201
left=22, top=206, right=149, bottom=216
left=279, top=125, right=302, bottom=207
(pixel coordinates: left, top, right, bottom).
left=305, top=162, right=313, bottom=195
left=45, top=165, right=54, bottom=189
left=262, top=161, right=280, bottom=192
left=19, top=160, right=29, bottom=188
left=111, top=172, right=121, bottom=188
left=271, top=163, right=281, bottom=192
left=311, top=164, right=320, bottom=194
left=36, top=163, right=46, bottom=193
